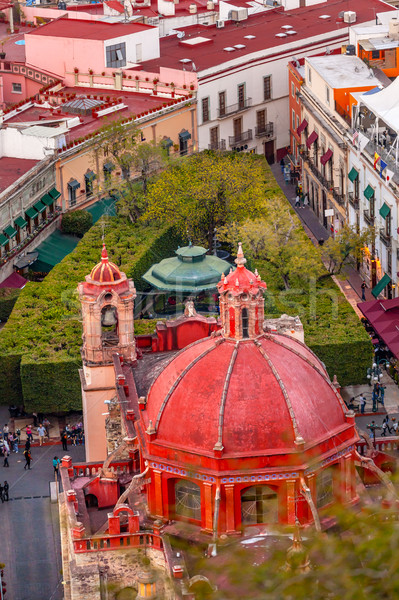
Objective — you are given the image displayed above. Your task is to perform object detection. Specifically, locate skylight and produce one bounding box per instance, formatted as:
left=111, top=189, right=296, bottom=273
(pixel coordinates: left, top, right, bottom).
left=281, top=25, right=293, bottom=29
left=180, top=58, right=192, bottom=63
left=275, top=33, right=287, bottom=37
left=244, top=34, right=256, bottom=39
left=234, top=44, right=246, bottom=49
left=287, top=30, right=297, bottom=35
left=319, top=14, right=331, bottom=19
left=224, top=46, right=236, bottom=51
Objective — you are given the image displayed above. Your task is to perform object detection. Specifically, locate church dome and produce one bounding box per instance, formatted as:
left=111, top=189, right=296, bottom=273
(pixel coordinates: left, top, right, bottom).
left=144, top=332, right=349, bottom=457
left=89, top=243, right=122, bottom=283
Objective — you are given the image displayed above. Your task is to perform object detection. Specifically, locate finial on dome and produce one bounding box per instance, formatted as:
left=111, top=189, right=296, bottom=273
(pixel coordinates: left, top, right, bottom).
left=101, top=243, right=108, bottom=262
left=235, top=242, right=247, bottom=267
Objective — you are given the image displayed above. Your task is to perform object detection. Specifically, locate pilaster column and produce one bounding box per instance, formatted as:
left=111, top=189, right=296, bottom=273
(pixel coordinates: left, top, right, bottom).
left=225, top=484, right=235, bottom=532
left=153, top=470, right=163, bottom=518
left=286, top=480, right=296, bottom=525
left=203, top=482, right=213, bottom=532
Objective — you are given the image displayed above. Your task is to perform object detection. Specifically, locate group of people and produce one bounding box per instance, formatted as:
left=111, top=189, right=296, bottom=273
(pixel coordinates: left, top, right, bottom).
left=61, top=422, right=84, bottom=450
left=367, top=416, right=399, bottom=441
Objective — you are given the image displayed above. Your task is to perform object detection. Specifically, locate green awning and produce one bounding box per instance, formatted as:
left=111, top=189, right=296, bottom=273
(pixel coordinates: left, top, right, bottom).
left=103, top=162, right=115, bottom=172
left=25, top=206, right=38, bottom=219
left=41, top=193, right=55, bottom=207
left=4, top=225, right=17, bottom=239
left=15, top=216, right=27, bottom=229
left=379, top=202, right=391, bottom=219
left=364, top=185, right=374, bottom=200
left=372, top=273, right=392, bottom=298
left=348, top=167, right=359, bottom=182
left=34, top=200, right=46, bottom=214
left=0, top=234, right=9, bottom=247
left=84, top=170, right=97, bottom=181
left=48, top=187, right=61, bottom=200
left=26, top=207, right=38, bottom=219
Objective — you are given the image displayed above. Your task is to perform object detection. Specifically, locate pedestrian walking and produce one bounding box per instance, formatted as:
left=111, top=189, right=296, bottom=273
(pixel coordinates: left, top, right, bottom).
left=23, top=448, right=32, bottom=470
left=392, top=418, right=398, bottom=435
left=61, top=431, right=68, bottom=452
left=2, top=425, right=9, bottom=442
left=360, top=394, right=367, bottom=414
left=380, top=385, right=386, bottom=406
left=303, top=192, right=309, bottom=207
left=372, top=388, right=378, bottom=412
left=280, top=157, right=285, bottom=173
left=53, top=456, right=61, bottom=476
left=43, top=418, right=51, bottom=439
left=13, top=436, right=19, bottom=454
left=37, top=424, right=46, bottom=447
left=382, top=415, right=392, bottom=435
left=3, top=446, right=9, bottom=468
left=361, top=280, right=367, bottom=301
left=3, top=481, right=9, bottom=502
left=25, top=425, right=33, bottom=443
left=24, top=439, right=31, bottom=451
left=367, top=420, right=380, bottom=444
left=295, top=194, right=300, bottom=207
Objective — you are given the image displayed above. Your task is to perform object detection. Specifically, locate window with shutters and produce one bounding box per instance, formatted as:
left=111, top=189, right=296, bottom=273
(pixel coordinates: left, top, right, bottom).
left=202, top=97, right=210, bottom=123
left=219, top=91, right=226, bottom=117
left=263, top=76, right=271, bottom=101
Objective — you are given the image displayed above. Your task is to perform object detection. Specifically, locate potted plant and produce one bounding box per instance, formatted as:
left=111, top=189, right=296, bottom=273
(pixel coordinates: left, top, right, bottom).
left=88, top=68, right=94, bottom=75
left=74, top=67, right=79, bottom=73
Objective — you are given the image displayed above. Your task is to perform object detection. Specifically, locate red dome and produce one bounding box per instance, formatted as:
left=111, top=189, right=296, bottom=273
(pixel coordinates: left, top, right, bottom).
left=90, top=244, right=122, bottom=283
left=144, top=332, right=350, bottom=456
left=217, top=242, right=266, bottom=297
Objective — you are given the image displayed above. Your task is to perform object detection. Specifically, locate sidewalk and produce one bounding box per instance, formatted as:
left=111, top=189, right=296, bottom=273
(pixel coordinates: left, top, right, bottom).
left=270, top=163, right=374, bottom=312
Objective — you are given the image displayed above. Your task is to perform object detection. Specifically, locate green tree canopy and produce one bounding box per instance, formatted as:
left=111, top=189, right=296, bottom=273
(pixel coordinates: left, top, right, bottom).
left=144, top=151, right=267, bottom=249
left=322, top=225, right=374, bottom=275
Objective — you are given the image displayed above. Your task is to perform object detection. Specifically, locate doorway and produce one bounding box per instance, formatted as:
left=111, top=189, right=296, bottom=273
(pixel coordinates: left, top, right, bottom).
left=264, top=140, right=275, bottom=164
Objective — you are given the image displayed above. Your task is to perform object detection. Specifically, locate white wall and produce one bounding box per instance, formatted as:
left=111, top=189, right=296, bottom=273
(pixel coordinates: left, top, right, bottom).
left=104, top=28, right=160, bottom=66
left=0, top=126, right=65, bottom=160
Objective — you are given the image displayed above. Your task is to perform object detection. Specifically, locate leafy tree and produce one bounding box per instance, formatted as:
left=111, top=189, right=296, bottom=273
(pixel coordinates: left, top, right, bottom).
left=144, top=151, right=267, bottom=250
left=93, top=119, right=167, bottom=223
left=221, top=197, right=324, bottom=289
left=321, top=225, right=374, bottom=275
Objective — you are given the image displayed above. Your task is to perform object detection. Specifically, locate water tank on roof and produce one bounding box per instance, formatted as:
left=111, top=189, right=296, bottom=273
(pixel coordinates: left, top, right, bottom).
left=343, top=11, right=356, bottom=23
left=189, top=3, right=197, bottom=13
left=207, top=0, right=214, bottom=8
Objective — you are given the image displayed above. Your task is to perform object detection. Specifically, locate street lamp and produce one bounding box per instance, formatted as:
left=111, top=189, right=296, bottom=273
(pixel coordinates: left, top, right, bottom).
left=367, top=358, right=389, bottom=386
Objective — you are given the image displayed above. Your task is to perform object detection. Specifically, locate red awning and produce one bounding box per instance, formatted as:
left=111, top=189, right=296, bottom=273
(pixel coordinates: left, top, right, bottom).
left=296, top=119, right=308, bottom=135
left=320, top=148, right=333, bottom=165
left=358, top=297, right=399, bottom=359
left=0, top=272, right=27, bottom=289
left=306, top=131, right=318, bottom=149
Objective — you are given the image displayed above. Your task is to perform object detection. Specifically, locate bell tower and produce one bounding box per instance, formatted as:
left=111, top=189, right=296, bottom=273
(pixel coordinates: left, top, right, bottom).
left=217, top=243, right=266, bottom=340
left=78, top=244, right=136, bottom=461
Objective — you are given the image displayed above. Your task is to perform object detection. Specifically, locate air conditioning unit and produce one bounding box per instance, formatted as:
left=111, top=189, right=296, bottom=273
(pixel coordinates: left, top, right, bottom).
left=216, top=19, right=225, bottom=27
left=230, top=8, right=248, bottom=21
left=343, top=10, right=356, bottom=23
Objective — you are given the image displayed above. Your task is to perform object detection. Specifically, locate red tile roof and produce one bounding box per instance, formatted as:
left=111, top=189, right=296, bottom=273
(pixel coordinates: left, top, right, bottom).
left=0, top=157, right=39, bottom=193
left=26, top=18, right=155, bottom=40
left=142, top=0, right=393, bottom=72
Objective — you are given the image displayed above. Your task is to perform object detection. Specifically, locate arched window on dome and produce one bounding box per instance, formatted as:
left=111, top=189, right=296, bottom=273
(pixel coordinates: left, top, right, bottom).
left=174, top=479, right=201, bottom=521
left=242, top=308, right=249, bottom=338
left=241, top=485, right=278, bottom=524
left=101, top=301, right=119, bottom=347
left=316, top=467, right=335, bottom=509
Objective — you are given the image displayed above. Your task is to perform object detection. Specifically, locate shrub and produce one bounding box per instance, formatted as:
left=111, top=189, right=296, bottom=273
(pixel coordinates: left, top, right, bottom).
left=61, top=210, right=93, bottom=237
left=0, top=288, right=21, bottom=321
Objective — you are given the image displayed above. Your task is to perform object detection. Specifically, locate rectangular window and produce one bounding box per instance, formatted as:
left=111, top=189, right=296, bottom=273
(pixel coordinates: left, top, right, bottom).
left=386, top=208, right=391, bottom=236
left=12, top=83, right=22, bottom=93
left=372, top=50, right=380, bottom=59
left=291, top=82, right=295, bottom=98
left=219, top=91, right=226, bottom=117
left=292, top=109, right=296, bottom=131
left=326, top=85, right=330, bottom=104
left=238, top=83, right=245, bottom=109
left=257, top=109, right=266, bottom=133
left=210, top=126, right=218, bottom=148
left=106, top=42, right=126, bottom=68
left=202, top=97, right=210, bottom=123
left=263, top=76, right=271, bottom=101
left=296, top=115, right=299, bottom=129
left=307, top=67, right=312, bottom=85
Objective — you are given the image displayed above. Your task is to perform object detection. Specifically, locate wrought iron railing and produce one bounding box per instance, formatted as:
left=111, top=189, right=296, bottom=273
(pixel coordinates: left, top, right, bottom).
left=255, top=123, right=274, bottom=138
left=228, top=129, right=253, bottom=146
left=208, top=139, right=226, bottom=151
left=218, top=97, right=252, bottom=118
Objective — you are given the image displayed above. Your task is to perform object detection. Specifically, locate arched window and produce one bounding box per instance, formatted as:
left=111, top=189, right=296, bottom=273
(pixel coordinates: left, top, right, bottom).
left=316, top=467, right=334, bottom=508
left=241, top=485, right=278, bottom=524
left=242, top=308, right=249, bottom=338
left=175, top=480, right=201, bottom=521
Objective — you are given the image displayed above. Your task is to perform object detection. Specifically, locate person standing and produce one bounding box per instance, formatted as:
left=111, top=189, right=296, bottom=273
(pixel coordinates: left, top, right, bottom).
left=372, top=388, right=377, bottom=413
left=361, top=280, right=367, bottom=301
left=392, top=418, right=398, bottom=435
left=380, top=385, right=386, bottom=406
left=3, top=481, right=9, bottom=502
left=43, top=418, right=51, bottom=439
left=53, top=456, right=61, bottom=476
left=37, top=424, right=46, bottom=447
left=295, top=194, right=300, bottom=208
left=25, top=425, right=33, bottom=444
left=0, top=482, right=4, bottom=503
left=360, top=394, right=367, bottom=414
left=61, top=431, right=68, bottom=452
left=3, top=445, right=9, bottom=468
left=2, top=425, right=9, bottom=442
left=23, top=448, right=32, bottom=470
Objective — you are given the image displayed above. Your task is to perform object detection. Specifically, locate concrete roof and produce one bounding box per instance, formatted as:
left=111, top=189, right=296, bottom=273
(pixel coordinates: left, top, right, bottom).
left=306, top=55, right=381, bottom=89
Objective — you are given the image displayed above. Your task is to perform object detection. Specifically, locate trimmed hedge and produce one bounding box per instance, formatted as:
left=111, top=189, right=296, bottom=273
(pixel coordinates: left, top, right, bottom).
left=0, top=218, right=182, bottom=412
left=61, top=210, right=93, bottom=237
left=0, top=288, right=21, bottom=321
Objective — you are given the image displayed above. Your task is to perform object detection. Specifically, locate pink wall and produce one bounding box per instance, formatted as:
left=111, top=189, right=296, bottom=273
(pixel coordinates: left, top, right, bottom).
left=25, top=34, right=105, bottom=80
left=1, top=72, right=26, bottom=105
left=23, top=6, right=100, bottom=24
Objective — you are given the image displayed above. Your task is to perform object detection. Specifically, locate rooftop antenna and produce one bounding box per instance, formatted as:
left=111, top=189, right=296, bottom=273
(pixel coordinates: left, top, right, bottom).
left=191, top=61, right=197, bottom=71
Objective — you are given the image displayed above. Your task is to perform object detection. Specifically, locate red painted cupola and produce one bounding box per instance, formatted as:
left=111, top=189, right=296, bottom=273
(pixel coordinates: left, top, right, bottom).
left=90, top=243, right=122, bottom=283
left=137, top=245, right=359, bottom=533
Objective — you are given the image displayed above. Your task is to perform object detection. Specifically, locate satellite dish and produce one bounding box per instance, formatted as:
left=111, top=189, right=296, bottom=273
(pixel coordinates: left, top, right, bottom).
left=177, top=31, right=185, bottom=39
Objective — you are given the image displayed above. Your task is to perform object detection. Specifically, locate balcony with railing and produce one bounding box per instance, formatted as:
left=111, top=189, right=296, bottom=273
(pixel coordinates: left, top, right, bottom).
left=334, top=101, right=351, bottom=126
left=363, top=210, right=374, bottom=226
left=208, top=139, right=226, bottom=151
left=218, top=97, right=252, bottom=118
left=255, top=123, right=274, bottom=138
left=379, top=227, right=391, bottom=247
left=331, top=187, right=345, bottom=206
left=348, top=192, right=359, bottom=210
left=228, top=129, right=253, bottom=146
